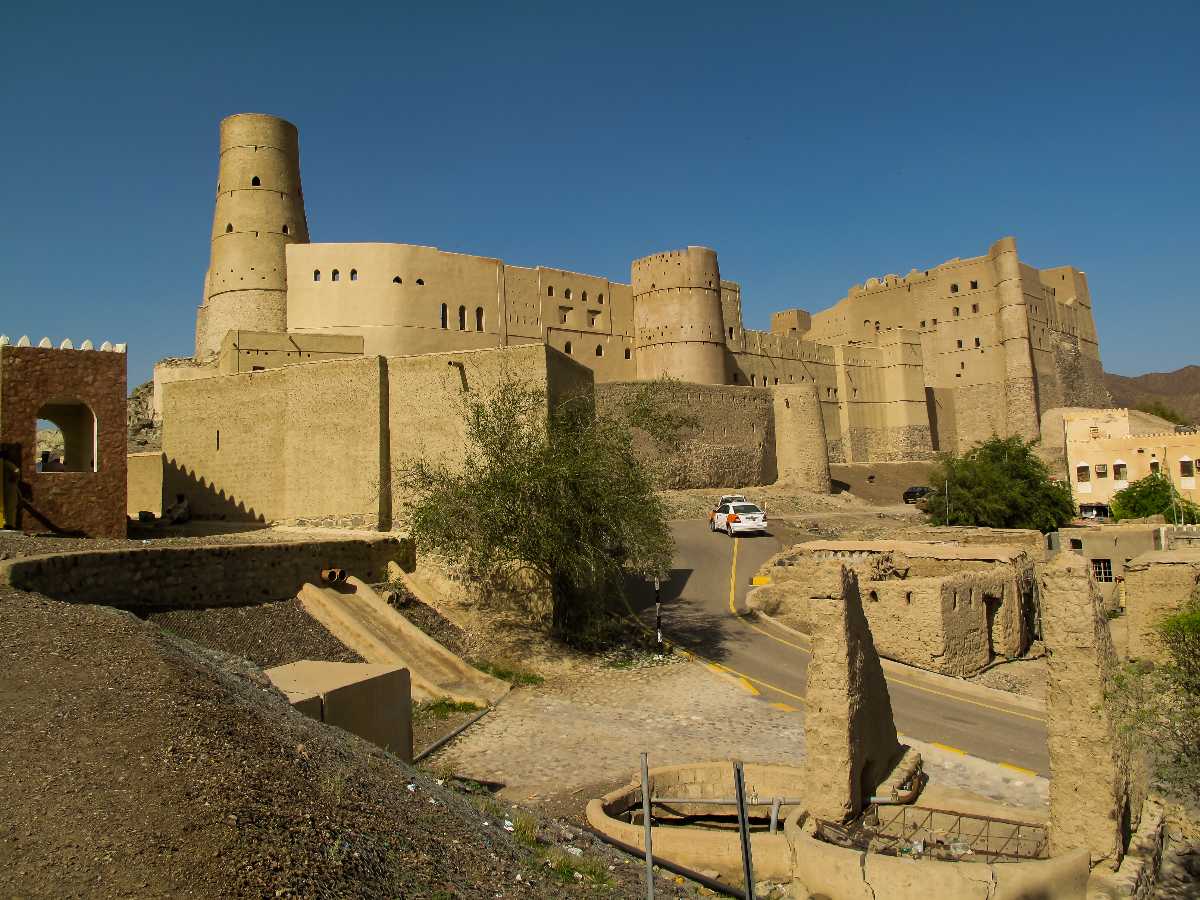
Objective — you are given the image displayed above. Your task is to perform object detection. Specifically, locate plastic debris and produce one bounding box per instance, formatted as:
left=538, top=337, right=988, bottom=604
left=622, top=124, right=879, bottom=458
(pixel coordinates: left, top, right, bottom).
left=565, top=846, right=582, bottom=857
left=502, top=820, right=514, bottom=832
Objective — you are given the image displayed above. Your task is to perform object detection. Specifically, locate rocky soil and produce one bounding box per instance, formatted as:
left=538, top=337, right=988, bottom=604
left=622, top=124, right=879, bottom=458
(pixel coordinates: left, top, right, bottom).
left=0, top=586, right=709, bottom=898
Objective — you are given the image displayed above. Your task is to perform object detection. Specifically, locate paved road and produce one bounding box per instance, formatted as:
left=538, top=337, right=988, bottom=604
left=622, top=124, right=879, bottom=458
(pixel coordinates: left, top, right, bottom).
left=626, top=521, right=1050, bottom=774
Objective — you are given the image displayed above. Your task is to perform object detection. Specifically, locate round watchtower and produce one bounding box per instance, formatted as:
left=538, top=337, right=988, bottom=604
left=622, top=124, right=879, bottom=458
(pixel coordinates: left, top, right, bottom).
left=194, top=113, right=309, bottom=359
left=631, top=246, right=727, bottom=384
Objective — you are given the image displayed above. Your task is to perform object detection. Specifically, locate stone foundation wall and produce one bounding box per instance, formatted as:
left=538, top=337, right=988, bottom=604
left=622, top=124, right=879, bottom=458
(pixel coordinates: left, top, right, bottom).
left=0, top=536, right=412, bottom=610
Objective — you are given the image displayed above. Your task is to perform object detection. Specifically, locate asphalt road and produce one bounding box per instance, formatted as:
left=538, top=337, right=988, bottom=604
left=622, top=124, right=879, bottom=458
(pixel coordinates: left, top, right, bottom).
left=626, top=521, right=1050, bottom=774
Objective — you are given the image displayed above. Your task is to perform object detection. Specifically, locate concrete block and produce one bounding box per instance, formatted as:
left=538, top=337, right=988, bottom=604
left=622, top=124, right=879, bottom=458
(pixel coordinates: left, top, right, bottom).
left=266, top=660, right=413, bottom=762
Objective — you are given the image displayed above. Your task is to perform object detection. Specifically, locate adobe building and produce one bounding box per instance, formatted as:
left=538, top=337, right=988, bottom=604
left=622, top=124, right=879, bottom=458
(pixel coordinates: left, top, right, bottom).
left=148, top=113, right=1112, bottom=500
left=0, top=336, right=127, bottom=537
left=749, top=540, right=1037, bottom=677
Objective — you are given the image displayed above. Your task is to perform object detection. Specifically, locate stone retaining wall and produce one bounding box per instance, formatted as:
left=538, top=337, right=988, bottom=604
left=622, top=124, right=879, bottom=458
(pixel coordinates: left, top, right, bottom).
left=0, top=536, right=413, bottom=610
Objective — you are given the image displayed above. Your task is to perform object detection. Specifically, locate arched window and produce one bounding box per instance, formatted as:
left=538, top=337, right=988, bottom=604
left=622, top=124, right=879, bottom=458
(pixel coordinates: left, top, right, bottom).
left=416, top=278, right=425, bottom=286
left=581, top=291, right=588, bottom=302
left=475, top=307, right=484, bottom=331
left=595, top=344, right=604, bottom=357
left=251, top=176, right=261, bottom=186
left=225, top=223, right=233, bottom=233
left=332, top=269, right=340, bottom=282
left=458, top=305, right=466, bottom=330
left=547, top=286, right=554, bottom=297
left=313, top=270, right=321, bottom=282
left=393, top=276, right=402, bottom=284
left=564, top=341, right=572, bottom=355
left=440, top=304, right=448, bottom=329
left=36, top=401, right=97, bottom=473
left=597, top=293, right=604, bottom=304
left=350, top=269, right=358, bottom=281
left=282, top=224, right=289, bottom=235
left=564, top=288, right=573, bottom=300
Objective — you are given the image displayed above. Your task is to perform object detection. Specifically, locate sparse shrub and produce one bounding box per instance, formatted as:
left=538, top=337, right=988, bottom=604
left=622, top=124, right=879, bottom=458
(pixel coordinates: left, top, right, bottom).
left=1134, top=400, right=1189, bottom=426
left=471, top=658, right=544, bottom=686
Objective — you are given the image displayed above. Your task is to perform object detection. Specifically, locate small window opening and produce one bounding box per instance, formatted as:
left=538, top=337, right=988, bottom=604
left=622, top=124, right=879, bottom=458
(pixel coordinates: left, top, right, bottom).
left=564, top=340, right=572, bottom=355
left=216, top=429, right=220, bottom=451
left=564, top=288, right=573, bottom=300
left=971, top=303, right=979, bottom=313
left=547, top=286, right=554, bottom=297
left=332, top=269, right=340, bottom=282
left=1076, top=464, right=1091, bottom=483
left=1095, top=463, right=1109, bottom=478
left=595, top=344, right=604, bottom=357
left=251, top=176, right=261, bottom=186
left=974, top=337, right=981, bottom=348
left=868, top=590, right=879, bottom=602
left=953, top=306, right=960, bottom=316
left=1113, top=462, right=1128, bottom=480
left=920, top=320, right=926, bottom=328
left=1151, top=460, right=1161, bottom=475
left=313, top=270, right=321, bottom=282
left=393, top=276, right=402, bottom=284
left=956, top=339, right=963, bottom=349
left=624, top=348, right=631, bottom=360
left=1091, top=558, right=1114, bottom=582
left=282, top=224, right=289, bottom=235
left=729, top=326, right=734, bottom=338
left=475, top=307, right=484, bottom=332
left=1182, top=459, right=1195, bottom=478
left=458, top=305, right=466, bottom=330
left=225, top=223, right=233, bottom=233
left=440, top=304, right=448, bottom=329
left=950, top=283, right=959, bottom=293
left=597, top=293, right=604, bottom=304
left=581, top=291, right=588, bottom=302
left=970, top=280, right=979, bottom=290
left=416, top=278, right=424, bottom=286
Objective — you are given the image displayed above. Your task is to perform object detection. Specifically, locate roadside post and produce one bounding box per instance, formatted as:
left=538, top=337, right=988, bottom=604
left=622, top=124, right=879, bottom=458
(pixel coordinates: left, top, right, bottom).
left=640, top=752, right=655, bottom=899
left=732, top=760, right=756, bottom=900
left=653, top=577, right=662, bottom=645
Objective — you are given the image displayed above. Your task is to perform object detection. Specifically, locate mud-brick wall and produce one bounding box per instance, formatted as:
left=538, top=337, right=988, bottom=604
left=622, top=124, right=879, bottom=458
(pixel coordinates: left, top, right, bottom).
left=0, top=346, right=127, bottom=538
left=0, top=536, right=413, bottom=610
left=1124, top=551, right=1200, bottom=663
left=595, top=382, right=776, bottom=489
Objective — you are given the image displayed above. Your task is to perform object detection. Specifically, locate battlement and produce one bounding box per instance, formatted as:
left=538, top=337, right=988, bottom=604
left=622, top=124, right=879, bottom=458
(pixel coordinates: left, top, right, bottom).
left=0, top=336, right=125, bottom=352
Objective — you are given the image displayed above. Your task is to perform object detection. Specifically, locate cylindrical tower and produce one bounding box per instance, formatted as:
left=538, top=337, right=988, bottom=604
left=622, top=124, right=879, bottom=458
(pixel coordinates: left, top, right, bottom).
left=194, top=113, right=309, bottom=360
left=631, top=246, right=727, bottom=384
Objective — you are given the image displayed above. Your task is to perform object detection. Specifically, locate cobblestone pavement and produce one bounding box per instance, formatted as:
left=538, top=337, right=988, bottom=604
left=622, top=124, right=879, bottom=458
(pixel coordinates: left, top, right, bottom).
left=431, top=656, right=1048, bottom=815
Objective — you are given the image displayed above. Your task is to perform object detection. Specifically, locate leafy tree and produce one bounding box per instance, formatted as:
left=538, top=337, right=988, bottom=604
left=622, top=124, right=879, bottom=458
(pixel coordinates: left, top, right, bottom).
left=1110, top=473, right=1200, bottom=524
left=1134, top=400, right=1189, bottom=426
left=924, top=435, right=1075, bottom=532
left=1108, top=590, right=1200, bottom=800
left=395, top=374, right=673, bottom=642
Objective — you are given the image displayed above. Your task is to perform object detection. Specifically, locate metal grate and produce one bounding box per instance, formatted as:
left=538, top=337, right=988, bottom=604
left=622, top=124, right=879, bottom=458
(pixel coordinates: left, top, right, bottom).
left=817, top=804, right=1049, bottom=864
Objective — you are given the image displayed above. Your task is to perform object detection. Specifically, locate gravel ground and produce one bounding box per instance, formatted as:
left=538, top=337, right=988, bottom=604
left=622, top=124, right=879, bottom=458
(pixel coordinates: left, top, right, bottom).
left=0, top=523, right=297, bottom=560
left=0, top=586, right=708, bottom=899
left=968, top=655, right=1048, bottom=701
left=143, top=599, right=365, bottom=669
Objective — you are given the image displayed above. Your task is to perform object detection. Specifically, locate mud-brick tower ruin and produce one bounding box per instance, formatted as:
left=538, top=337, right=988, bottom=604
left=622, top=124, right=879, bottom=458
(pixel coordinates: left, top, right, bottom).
left=632, top=247, right=727, bottom=384
left=194, top=114, right=309, bottom=360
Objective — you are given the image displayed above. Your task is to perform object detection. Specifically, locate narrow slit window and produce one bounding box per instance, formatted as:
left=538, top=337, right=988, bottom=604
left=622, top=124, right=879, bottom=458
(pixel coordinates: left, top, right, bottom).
left=440, top=303, right=448, bottom=329
left=282, top=224, right=289, bottom=234
left=564, top=340, right=572, bottom=355
left=457, top=305, right=466, bottom=330
left=595, top=344, right=604, bottom=357
left=475, top=307, right=484, bottom=331
left=313, top=270, right=321, bottom=282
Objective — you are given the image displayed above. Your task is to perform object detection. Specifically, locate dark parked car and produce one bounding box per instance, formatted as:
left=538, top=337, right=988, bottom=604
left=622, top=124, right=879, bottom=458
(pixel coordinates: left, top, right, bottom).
left=903, top=485, right=932, bottom=504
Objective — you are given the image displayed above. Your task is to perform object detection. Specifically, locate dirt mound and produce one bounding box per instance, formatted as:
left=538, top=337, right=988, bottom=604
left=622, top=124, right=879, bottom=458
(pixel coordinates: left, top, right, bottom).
left=144, top=598, right=364, bottom=669
left=0, top=588, right=625, bottom=898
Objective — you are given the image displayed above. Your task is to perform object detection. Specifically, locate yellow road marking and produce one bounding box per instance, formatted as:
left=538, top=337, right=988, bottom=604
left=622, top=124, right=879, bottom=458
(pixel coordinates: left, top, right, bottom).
left=770, top=701, right=798, bottom=712
left=707, top=662, right=728, bottom=674
left=999, top=762, right=1037, bottom=776
left=931, top=742, right=966, bottom=756
left=727, top=537, right=739, bottom=615
left=751, top=575, right=771, bottom=586
left=739, top=677, right=761, bottom=696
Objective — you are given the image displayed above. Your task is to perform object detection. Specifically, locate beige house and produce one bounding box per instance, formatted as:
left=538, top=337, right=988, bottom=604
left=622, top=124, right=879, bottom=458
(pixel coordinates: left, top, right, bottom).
left=1043, top=408, right=1200, bottom=510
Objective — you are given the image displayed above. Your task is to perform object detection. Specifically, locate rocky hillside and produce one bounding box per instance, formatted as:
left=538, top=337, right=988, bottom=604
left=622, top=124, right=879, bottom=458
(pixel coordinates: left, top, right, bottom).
left=127, top=379, right=162, bottom=451
left=1105, top=366, right=1200, bottom=424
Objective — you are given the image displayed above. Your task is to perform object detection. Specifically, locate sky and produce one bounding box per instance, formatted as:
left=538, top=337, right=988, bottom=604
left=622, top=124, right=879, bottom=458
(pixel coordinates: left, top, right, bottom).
left=1, top=1, right=1196, bottom=385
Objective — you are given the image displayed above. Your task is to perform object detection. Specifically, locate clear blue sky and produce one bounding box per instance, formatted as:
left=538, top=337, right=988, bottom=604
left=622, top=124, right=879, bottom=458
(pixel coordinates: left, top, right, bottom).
left=2, top=1, right=1196, bottom=385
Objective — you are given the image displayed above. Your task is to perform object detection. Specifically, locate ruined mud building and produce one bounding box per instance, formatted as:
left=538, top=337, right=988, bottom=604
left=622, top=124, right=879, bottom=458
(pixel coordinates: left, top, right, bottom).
left=142, top=112, right=1111, bottom=521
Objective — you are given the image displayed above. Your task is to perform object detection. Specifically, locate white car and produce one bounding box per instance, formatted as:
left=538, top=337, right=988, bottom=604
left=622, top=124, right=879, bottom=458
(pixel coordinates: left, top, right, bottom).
left=711, top=501, right=768, bottom=536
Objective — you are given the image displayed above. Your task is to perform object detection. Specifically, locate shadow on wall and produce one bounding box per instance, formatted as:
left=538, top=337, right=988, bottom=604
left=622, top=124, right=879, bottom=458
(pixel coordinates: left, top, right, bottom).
left=163, top=457, right=266, bottom=523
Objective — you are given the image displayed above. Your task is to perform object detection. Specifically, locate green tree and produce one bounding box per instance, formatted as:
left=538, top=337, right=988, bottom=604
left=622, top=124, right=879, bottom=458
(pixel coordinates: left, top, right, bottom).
left=1134, top=400, right=1189, bottom=426
left=1110, top=473, right=1200, bottom=524
left=1108, top=591, right=1200, bottom=799
left=395, top=375, right=673, bottom=642
left=924, top=435, right=1076, bottom=532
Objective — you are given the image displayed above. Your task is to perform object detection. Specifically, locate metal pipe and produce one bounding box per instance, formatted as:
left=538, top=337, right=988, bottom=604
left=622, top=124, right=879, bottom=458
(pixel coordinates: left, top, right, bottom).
left=640, top=752, right=654, bottom=900
left=732, top=761, right=756, bottom=900
left=652, top=797, right=803, bottom=807
left=769, top=797, right=782, bottom=835
left=412, top=707, right=490, bottom=763
left=582, top=824, right=745, bottom=899
left=320, top=567, right=347, bottom=584
left=869, top=770, right=926, bottom=805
